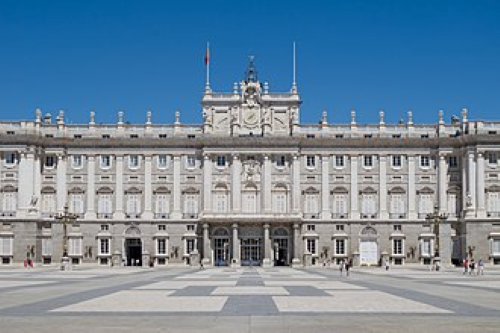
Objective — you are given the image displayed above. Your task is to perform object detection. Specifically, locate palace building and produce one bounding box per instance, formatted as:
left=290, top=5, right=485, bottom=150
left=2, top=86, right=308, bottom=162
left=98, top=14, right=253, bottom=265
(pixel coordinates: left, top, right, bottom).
left=1, top=58, right=500, bottom=268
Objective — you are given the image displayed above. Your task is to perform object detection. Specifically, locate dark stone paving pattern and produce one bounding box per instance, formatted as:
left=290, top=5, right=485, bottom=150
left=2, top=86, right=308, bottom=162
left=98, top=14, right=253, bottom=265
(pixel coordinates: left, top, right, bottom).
left=284, top=286, right=331, bottom=296
left=170, top=286, right=216, bottom=296
left=221, top=295, right=279, bottom=315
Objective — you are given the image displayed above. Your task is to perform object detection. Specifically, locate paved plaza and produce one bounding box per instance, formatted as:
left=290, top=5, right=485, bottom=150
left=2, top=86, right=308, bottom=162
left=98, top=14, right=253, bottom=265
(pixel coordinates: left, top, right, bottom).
left=1, top=265, right=500, bottom=332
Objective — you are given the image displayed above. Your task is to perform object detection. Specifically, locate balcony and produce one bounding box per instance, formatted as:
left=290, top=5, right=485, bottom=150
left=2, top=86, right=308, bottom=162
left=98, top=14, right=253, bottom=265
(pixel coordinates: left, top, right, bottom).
left=154, top=213, right=170, bottom=219
left=0, top=211, right=16, bottom=217
left=331, top=213, right=348, bottom=219
left=125, top=213, right=142, bottom=219
left=418, top=213, right=428, bottom=219
left=97, top=213, right=113, bottom=219
left=183, top=213, right=199, bottom=219
left=389, top=213, right=406, bottom=219
left=487, top=212, right=500, bottom=218
left=303, top=213, right=320, bottom=219
left=361, top=214, right=377, bottom=219
left=41, top=212, right=56, bottom=218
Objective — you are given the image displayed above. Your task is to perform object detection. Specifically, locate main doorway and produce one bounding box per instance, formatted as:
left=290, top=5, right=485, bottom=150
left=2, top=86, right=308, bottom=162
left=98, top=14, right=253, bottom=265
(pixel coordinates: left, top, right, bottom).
left=125, top=238, right=142, bottom=266
left=241, top=238, right=262, bottom=266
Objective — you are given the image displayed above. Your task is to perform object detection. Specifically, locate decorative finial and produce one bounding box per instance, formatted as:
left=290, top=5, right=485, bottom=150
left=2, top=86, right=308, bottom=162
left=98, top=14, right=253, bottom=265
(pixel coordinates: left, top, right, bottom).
left=245, top=56, right=258, bottom=83
left=174, top=110, right=180, bottom=124
left=462, top=108, right=468, bottom=122
left=233, top=82, right=238, bottom=94
left=146, top=109, right=152, bottom=124
left=379, top=110, right=385, bottom=125
left=35, top=108, right=42, bottom=122
left=264, top=82, right=269, bottom=94
left=407, top=110, right=413, bottom=125
left=438, top=109, right=444, bottom=124
left=322, top=110, right=328, bottom=125
left=291, top=41, right=297, bottom=93
left=350, top=109, right=356, bottom=124
left=118, top=111, right=124, bottom=125
left=90, top=110, right=95, bottom=124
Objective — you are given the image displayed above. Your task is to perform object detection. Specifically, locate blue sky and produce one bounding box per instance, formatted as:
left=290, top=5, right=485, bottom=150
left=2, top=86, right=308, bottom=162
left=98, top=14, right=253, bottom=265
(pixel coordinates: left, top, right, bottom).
left=0, top=0, right=499, bottom=125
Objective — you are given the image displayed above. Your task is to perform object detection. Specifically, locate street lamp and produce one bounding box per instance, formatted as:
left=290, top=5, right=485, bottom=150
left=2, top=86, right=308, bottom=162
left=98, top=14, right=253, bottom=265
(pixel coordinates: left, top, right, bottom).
left=54, top=204, right=78, bottom=270
left=426, top=204, right=447, bottom=267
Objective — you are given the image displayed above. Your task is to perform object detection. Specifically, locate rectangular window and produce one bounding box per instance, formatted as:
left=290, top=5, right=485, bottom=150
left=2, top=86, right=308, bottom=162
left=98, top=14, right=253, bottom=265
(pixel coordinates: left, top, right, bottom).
left=488, top=153, right=498, bottom=165
left=155, top=194, right=169, bottom=215
left=184, top=194, right=198, bottom=214
left=306, top=239, right=317, bottom=255
left=186, top=239, right=195, bottom=255
left=492, top=239, right=500, bottom=255
left=186, top=155, right=196, bottom=168
left=126, top=194, right=141, bottom=214
left=336, top=224, right=345, bottom=231
left=129, top=155, right=140, bottom=169
left=42, top=238, right=52, bottom=256
left=0, top=237, right=13, bottom=256
left=447, top=193, right=458, bottom=217
left=306, top=155, right=316, bottom=168
left=99, top=239, right=110, bottom=255
left=157, top=239, right=167, bottom=255
left=393, top=239, right=403, bottom=255
left=45, top=156, right=56, bottom=168
left=70, top=194, right=84, bottom=215
left=98, top=195, right=112, bottom=214
left=448, top=156, right=458, bottom=168
left=363, top=155, right=373, bottom=167
left=242, top=193, right=257, bottom=213
left=393, top=224, right=402, bottom=231
left=487, top=192, right=500, bottom=215
left=72, top=155, right=83, bottom=169
left=335, top=155, right=344, bottom=168
left=100, top=155, right=111, bottom=168
left=69, top=238, right=82, bottom=256
left=2, top=192, right=17, bottom=212
left=100, top=224, right=109, bottom=231
left=392, top=155, right=402, bottom=168
left=335, top=239, right=345, bottom=255
left=305, top=194, right=318, bottom=214
left=390, top=194, right=405, bottom=216
left=420, top=155, right=430, bottom=168
left=41, top=194, right=56, bottom=214
left=418, top=194, right=433, bottom=215
left=421, top=239, right=431, bottom=256
left=214, top=194, right=228, bottom=213
left=157, top=155, right=168, bottom=168
left=158, top=224, right=166, bottom=231
left=361, top=194, right=377, bottom=215
left=333, top=194, right=347, bottom=216
left=217, top=155, right=226, bottom=167
left=273, top=193, right=286, bottom=213
left=5, top=152, right=16, bottom=165
left=307, top=224, right=316, bottom=231
left=276, top=155, right=286, bottom=167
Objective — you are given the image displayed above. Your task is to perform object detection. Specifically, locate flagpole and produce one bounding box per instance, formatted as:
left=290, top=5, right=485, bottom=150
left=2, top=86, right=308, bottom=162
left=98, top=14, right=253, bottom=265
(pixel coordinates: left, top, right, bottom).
left=206, top=42, right=210, bottom=88
left=292, top=41, right=297, bottom=93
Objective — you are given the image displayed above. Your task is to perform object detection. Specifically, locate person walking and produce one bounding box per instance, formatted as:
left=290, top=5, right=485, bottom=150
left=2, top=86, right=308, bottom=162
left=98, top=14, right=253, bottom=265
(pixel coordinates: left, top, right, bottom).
left=469, top=259, right=476, bottom=276
left=339, top=260, right=344, bottom=277
left=199, top=259, right=205, bottom=270
left=463, top=258, right=469, bottom=275
left=345, top=260, right=351, bottom=277
left=478, top=259, right=484, bottom=275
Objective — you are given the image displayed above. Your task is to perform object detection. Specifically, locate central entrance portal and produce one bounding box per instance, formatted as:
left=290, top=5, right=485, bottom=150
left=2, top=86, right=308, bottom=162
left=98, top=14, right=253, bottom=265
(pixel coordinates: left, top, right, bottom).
left=241, top=238, right=262, bottom=266
left=125, top=238, right=142, bottom=266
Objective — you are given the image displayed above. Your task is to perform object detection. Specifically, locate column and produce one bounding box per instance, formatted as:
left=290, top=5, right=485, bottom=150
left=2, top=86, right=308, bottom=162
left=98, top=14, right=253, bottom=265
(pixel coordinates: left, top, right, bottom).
left=143, top=155, right=153, bottom=219
left=232, top=154, right=241, bottom=213
left=292, top=223, right=301, bottom=267
left=263, top=155, right=272, bottom=213
left=350, top=155, right=359, bottom=219
left=56, top=154, right=67, bottom=213
left=115, top=155, right=124, bottom=219
left=468, top=151, right=476, bottom=214
left=379, top=155, right=387, bottom=219
left=408, top=155, right=416, bottom=219
left=263, top=223, right=272, bottom=267
left=292, top=154, right=301, bottom=213
left=438, top=154, right=448, bottom=214
left=202, top=223, right=211, bottom=265
left=172, top=155, right=182, bottom=219
left=231, top=223, right=240, bottom=266
left=203, top=154, right=212, bottom=214
left=33, top=150, right=42, bottom=213
left=462, top=152, right=468, bottom=213
left=321, top=155, right=330, bottom=219
left=18, top=149, right=35, bottom=216
left=85, top=155, right=96, bottom=219
left=476, top=152, right=486, bottom=218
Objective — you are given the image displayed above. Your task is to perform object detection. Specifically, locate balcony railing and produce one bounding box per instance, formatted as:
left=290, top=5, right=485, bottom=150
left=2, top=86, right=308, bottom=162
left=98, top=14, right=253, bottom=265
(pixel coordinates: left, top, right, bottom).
left=183, top=213, right=199, bottom=219
left=389, top=213, right=406, bottom=219
left=361, top=214, right=377, bottom=219
left=331, top=213, right=348, bottom=219
left=125, top=213, right=142, bottom=219
left=0, top=211, right=16, bottom=217
left=303, top=213, right=320, bottom=219
left=418, top=213, right=428, bottom=219
left=154, top=213, right=170, bottom=219
left=487, top=212, right=500, bottom=218
left=97, top=213, right=113, bottom=219
left=41, top=212, right=56, bottom=218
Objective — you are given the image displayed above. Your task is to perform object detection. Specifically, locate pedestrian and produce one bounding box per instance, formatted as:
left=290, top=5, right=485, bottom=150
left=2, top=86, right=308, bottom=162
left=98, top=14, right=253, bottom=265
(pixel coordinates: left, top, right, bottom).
left=345, top=260, right=350, bottom=277
left=478, top=259, right=484, bottom=275
left=469, top=259, right=476, bottom=275
left=339, top=260, right=344, bottom=277
left=463, top=258, right=469, bottom=275
left=385, top=260, right=390, bottom=271
left=199, top=259, right=204, bottom=270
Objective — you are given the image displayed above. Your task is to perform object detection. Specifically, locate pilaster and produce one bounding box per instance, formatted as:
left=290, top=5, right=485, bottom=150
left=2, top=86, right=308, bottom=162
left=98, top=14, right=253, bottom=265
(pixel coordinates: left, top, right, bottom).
left=379, top=155, right=388, bottom=219
left=114, top=155, right=125, bottom=219
left=202, top=223, right=212, bottom=265
left=467, top=151, right=476, bottom=216
left=408, top=155, right=416, bottom=219
left=231, top=223, right=240, bottom=266
left=321, top=155, right=330, bottom=219
left=263, top=155, right=272, bottom=213
left=350, top=155, right=359, bottom=219
left=292, top=223, right=301, bottom=267
left=85, top=155, right=96, bottom=219
left=476, top=151, right=486, bottom=218
left=56, top=154, right=67, bottom=213
left=203, top=154, right=212, bottom=214
left=143, top=155, right=153, bottom=219
left=171, top=155, right=182, bottom=219
left=292, top=154, right=301, bottom=213
left=263, top=223, right=272, bottom=267
left=232, top=154, right=241, bottom=213
left=438, top=154, right=448, bottom=214
left=18, top=149, right=35, bottom=217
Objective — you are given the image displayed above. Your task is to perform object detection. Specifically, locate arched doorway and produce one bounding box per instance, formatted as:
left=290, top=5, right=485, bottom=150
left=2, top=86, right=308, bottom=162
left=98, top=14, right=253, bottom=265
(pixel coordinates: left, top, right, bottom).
left=359, top=226, right=378, bottom=266
left=124, top=226, right=142, bottom=266
left=212, top=227, right=230, bottom=266
left=272, top=227, right=290, bottom=266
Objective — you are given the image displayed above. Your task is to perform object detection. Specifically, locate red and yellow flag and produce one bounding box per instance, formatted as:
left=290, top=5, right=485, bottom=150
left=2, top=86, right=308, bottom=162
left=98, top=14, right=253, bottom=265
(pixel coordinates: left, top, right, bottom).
left=204, top=45, right=210, bottom=66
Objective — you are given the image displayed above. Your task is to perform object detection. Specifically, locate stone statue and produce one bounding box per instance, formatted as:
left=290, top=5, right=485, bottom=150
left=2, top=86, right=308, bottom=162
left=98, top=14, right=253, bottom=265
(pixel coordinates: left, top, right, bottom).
left=466, top=193, right=473, bottom=208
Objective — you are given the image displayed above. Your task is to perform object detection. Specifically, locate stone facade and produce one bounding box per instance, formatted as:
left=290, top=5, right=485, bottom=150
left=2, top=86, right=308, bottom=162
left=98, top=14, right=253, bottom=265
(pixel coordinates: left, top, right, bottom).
left=1, top=60, right=500, bottom=267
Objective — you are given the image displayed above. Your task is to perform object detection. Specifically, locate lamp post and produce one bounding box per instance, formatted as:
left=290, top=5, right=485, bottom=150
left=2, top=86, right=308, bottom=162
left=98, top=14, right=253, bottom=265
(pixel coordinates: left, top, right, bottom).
left=55, top=204, right=78, bottom=270
left=426, top=204, right=447, bottom=268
